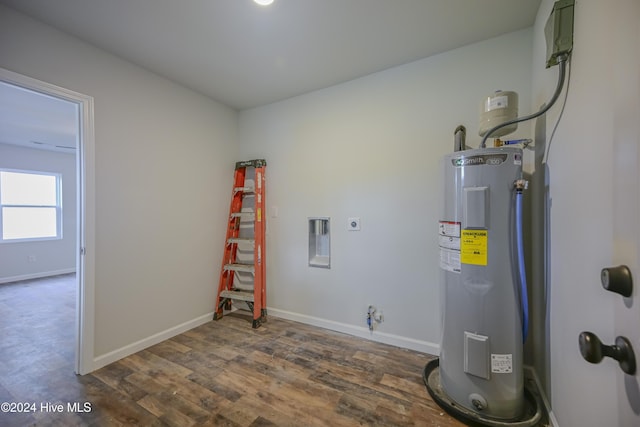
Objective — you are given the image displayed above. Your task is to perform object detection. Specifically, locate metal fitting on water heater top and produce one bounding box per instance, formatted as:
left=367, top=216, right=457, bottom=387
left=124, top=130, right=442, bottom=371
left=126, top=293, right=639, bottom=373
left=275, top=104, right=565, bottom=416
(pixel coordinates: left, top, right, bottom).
left=514, top=179, right=528, bottom=192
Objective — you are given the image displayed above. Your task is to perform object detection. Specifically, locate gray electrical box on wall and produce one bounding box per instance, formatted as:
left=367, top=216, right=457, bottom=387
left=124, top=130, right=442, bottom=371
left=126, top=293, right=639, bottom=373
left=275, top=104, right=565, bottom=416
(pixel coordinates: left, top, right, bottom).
left=309, top=217, right=330, bottom=268
left=545, top=0, right=575, bottom=68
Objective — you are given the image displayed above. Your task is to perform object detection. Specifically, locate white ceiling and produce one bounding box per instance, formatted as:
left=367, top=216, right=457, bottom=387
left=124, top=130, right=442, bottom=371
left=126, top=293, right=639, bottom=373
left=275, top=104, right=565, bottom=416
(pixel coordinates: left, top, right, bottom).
left=0, top=81, right=78, bottom=153
left=0, top=0, right=541, bottom=152
left=1, top=0, right=541, bottom=110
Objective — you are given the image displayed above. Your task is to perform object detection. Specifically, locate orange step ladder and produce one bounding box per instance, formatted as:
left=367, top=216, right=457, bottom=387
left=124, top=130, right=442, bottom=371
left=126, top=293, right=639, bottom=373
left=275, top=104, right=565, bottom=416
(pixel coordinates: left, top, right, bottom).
left=214, top=159, right=266, bottom=328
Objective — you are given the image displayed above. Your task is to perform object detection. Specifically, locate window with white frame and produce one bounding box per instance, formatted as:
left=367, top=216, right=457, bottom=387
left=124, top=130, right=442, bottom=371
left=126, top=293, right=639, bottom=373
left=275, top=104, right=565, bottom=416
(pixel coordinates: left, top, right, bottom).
left=0, top=170, right=62, bottom=242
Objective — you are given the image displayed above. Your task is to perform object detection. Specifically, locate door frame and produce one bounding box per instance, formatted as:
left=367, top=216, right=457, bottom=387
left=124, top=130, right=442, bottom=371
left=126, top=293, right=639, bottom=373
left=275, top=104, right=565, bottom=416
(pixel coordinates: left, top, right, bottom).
left=0, top=67, right=95, bottom=375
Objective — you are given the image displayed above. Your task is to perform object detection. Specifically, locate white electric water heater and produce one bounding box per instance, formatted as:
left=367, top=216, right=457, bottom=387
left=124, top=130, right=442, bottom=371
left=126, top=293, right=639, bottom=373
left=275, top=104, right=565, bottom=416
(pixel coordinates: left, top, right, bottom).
left=438, top=146, right=525, bottom=420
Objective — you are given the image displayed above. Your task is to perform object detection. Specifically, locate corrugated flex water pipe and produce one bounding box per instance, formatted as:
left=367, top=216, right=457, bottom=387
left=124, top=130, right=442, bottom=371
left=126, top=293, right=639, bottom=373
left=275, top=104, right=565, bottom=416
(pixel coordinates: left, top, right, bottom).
left=515, top=186, right=528, bottom=343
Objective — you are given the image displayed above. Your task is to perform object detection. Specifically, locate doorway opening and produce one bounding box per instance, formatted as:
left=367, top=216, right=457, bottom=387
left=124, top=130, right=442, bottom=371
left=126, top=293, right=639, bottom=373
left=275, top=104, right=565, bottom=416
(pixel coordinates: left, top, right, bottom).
left=0, top=68, right=95, bottom=374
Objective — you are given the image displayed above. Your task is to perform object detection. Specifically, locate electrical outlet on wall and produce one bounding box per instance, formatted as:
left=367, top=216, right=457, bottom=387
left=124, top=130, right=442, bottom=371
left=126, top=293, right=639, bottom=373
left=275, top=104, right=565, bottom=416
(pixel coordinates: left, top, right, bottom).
left=347, top=217, right=361, bottom=231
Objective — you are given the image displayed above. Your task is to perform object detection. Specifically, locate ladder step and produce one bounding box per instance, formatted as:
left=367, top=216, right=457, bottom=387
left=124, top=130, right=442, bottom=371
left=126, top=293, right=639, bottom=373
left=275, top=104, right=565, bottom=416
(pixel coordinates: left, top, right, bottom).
left=224, top=263, right=255, bottom=273
left=230, top=212, right=255, bottom=219
left=234, top=186, right=255, bottom=194
left=236, top=159, right=266, bottom=169
left=219, top=290, right=254, bottom=302
left=227, top=237, right=255, bottom=245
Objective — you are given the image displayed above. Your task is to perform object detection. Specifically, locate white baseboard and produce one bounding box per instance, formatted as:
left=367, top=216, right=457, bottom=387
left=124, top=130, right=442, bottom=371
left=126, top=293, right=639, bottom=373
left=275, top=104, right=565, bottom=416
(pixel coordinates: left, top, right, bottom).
left=524, top=365, right=559, bottom=427
left=0, top=268, right=76, bottom=284
left=91, top=312, right=213, bottom=372
left=268, top=307, right=440, bottom=356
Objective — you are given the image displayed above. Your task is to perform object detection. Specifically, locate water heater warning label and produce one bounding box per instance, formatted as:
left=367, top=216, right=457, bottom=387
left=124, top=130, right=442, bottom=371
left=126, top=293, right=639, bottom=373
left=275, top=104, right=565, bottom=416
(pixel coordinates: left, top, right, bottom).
left=440, top=248, right=461, bottom=273
left=461, top=230, right=488, bottom=265
left=439, top=221, right=461, bottom=273
left=439, top=221, right=460, bottom=237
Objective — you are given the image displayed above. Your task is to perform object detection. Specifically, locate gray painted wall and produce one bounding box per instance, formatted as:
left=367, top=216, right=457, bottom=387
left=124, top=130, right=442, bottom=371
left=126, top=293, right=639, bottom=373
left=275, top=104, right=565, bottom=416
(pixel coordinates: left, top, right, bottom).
left=0, top=5, right=239, bottom=360
left=238, top=29, right=533, bottom=352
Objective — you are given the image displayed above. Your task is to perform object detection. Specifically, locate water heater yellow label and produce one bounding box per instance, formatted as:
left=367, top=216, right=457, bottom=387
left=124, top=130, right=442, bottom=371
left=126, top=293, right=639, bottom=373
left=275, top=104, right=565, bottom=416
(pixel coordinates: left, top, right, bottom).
left=461, top=230, right=488, bottom=265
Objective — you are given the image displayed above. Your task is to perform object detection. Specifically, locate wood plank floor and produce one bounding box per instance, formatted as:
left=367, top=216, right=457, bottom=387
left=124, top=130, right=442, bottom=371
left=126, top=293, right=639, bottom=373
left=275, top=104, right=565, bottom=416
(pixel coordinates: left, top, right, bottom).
left=0, top=275, right=468, bottom=426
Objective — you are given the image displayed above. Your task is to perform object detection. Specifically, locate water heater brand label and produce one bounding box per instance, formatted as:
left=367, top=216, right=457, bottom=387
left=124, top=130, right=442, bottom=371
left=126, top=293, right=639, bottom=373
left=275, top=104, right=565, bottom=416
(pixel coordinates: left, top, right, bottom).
left=451, top=154, right=507, bottom=167
left=460, top=230, right=488, bottom=266
left=491, top=354, right=513, bottom=374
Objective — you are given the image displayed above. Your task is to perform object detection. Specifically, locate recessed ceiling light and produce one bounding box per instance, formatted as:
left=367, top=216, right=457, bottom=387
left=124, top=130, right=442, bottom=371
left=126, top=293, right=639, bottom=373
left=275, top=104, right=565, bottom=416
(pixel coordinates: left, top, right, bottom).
left=254, top=0, right=274, bottom=6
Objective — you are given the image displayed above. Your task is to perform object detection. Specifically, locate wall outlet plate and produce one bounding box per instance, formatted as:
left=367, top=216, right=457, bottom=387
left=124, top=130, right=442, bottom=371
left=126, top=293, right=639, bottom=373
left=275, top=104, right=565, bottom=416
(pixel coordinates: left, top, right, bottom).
left=348, top=217, right=361, bottom=231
